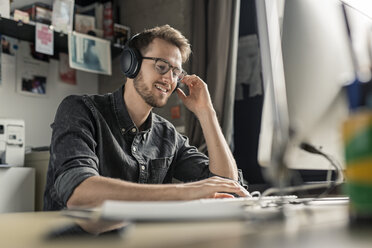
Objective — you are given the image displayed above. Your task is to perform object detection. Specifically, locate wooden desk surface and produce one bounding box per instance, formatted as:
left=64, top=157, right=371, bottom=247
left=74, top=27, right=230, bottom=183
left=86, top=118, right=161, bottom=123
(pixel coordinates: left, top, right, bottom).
left=0, top=202, right=371, bottom=248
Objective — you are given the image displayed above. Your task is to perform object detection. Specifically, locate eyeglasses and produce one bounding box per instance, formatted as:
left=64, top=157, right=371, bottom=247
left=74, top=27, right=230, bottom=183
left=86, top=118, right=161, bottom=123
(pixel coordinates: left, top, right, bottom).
left=142, top=57, right=187, bottom=82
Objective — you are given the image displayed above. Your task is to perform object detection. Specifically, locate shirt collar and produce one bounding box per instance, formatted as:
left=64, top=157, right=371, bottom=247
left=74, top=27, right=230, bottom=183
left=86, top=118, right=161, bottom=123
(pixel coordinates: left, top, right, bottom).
left=112, top=85, right=153, bottom=135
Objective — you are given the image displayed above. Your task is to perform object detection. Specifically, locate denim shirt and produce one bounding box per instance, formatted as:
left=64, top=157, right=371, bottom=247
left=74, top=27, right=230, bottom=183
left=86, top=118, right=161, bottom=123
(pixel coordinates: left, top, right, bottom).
left=44, top=86, right=213, bottom=211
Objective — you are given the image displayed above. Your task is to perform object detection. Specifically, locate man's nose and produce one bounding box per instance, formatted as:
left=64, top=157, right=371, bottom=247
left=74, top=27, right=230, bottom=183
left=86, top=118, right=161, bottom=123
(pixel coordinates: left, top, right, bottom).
left=162, top=70, right=177, bottom=84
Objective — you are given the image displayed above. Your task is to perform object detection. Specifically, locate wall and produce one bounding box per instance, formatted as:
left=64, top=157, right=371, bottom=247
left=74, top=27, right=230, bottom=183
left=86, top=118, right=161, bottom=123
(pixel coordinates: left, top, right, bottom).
left=4, top=0, right=191, bottom=147
left=99, top=0, right=193, bottom=131
left=0, top=53, right=98, bottom=148
left=0, top=0, right=99, bottom=148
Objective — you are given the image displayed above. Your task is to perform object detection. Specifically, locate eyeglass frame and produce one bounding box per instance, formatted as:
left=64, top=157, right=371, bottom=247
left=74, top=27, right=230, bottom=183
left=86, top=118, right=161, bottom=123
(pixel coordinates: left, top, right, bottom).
left=142, top=56, right=187, bottom=82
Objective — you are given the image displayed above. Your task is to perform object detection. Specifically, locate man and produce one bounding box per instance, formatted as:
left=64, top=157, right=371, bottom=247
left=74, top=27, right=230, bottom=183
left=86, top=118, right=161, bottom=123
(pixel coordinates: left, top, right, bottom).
left=44, top=25, right=249, bottom=211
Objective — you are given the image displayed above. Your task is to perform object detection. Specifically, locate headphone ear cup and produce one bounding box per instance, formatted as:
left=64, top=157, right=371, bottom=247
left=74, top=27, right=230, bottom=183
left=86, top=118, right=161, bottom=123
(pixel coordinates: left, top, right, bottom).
left=120, top=46, right=142, bottom=79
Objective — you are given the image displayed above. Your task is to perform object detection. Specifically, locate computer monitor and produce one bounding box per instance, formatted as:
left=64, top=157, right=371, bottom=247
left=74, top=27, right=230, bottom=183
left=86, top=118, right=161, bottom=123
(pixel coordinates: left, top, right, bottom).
left=341, top=0, right=372, bottom=83
left=255, top=0, right=356, bottom=186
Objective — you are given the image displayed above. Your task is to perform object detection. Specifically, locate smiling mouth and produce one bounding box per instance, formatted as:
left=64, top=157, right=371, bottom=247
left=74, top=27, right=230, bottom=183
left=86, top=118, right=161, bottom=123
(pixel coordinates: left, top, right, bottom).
left=154, top=83, right=170, bottom=93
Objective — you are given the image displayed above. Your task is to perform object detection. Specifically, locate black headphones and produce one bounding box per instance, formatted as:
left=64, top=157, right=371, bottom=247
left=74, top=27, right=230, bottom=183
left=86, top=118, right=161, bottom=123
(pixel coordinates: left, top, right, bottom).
left=120, top=34, right=142, bottom=78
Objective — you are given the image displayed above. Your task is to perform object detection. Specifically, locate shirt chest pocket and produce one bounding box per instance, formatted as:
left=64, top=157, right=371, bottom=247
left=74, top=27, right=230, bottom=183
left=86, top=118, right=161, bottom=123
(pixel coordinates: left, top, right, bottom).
left=147, top=157, right=173, bottom=183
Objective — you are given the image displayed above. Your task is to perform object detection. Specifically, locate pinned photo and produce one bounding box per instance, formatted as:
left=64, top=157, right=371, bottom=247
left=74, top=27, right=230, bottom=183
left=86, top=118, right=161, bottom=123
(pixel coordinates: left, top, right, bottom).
left=68, top=32, right=112, bottom=75
left=21, top=76, right=46, bottom=95
left=114, top=24, right=130, bottom=48
left=1, top=35, right=18, bottom=56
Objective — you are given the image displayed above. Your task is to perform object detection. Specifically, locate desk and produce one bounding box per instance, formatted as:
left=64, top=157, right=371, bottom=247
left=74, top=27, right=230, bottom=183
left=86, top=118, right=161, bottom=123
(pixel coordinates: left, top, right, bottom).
left=0, top=201, right=371, bottom=248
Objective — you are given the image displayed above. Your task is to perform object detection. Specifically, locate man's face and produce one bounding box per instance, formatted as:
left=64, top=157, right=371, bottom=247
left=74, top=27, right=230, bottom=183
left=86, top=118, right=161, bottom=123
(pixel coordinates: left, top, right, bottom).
left=133, top=38, right=182, bottom=108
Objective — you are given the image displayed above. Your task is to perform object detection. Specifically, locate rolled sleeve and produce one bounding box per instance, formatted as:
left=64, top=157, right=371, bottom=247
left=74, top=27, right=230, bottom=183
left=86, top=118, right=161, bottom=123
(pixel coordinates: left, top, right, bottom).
left=55, top=167, right=98, bottom=206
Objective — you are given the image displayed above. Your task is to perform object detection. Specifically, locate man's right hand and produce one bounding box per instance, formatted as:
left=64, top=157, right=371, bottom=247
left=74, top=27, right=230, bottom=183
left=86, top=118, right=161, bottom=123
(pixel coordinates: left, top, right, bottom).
left=176, top=176, right=251, bottom=200
left=67, top=176, right=251, bottom=209
left=176, top=75, right=214, bottom=118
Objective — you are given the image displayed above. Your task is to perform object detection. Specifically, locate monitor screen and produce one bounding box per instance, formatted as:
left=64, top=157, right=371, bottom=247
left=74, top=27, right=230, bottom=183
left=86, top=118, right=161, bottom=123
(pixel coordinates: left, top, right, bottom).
left=256, top=0, right=356, bottom=184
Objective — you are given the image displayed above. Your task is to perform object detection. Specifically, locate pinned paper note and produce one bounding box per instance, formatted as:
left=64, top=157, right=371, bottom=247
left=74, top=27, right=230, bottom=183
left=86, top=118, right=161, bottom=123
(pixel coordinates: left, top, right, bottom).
left=0, top=0, right=10, bottom=18
left=35, top=23, right=54, bottom=55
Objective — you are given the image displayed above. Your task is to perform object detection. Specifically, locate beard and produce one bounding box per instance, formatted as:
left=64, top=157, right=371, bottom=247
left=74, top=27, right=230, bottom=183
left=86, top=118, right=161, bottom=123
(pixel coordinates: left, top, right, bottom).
left=133, top=72, right=168, bottom=108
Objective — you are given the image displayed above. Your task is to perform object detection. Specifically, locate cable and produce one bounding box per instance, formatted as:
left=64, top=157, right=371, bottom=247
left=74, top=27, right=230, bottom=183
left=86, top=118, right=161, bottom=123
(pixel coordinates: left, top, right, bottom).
left=300, top=142, right=344, bottom=183
left=261, top=142, right=344, bottom=198
left=300, top=142, right=344, bottom=199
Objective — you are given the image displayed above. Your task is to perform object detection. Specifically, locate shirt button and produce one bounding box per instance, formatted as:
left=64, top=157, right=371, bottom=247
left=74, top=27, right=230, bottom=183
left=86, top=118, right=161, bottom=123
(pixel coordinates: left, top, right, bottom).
left=121, top=128, right=126, bottom=133
left=141, top=165, right=145, bottom=171
left=132, top=147, right=136, bottom=152
left=131, top=127, right=136, bottom=133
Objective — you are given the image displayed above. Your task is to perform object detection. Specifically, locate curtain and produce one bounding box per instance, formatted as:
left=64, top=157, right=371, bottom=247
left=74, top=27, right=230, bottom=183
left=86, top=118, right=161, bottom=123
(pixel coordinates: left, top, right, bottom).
left=186, top=0, right=241, bottom=152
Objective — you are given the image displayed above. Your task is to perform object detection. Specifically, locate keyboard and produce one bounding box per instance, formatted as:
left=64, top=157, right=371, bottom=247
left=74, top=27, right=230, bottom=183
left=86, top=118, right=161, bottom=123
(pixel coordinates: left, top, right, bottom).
left=98, top=196, right=296, bottom=221
left=196, top=195, right=299, bottom=207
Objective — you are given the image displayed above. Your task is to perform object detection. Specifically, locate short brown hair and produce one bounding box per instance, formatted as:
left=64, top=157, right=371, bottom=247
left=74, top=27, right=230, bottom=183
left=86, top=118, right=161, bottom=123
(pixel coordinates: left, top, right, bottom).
left=131, top=25, right=191, bottom=63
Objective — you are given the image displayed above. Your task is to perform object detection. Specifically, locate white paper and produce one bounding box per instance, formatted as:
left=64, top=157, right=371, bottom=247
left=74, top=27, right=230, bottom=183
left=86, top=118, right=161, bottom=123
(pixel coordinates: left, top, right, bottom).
left=52, top=0, right=75, bottom=33
left=0, top=45, right=1, bottom=87
left=35, top=23, right=54, bottom=55
left=0, top=35, right=18, bottom=87
left=0, top=0, right=10, bottom=19
left=1, top=54, right=16, bottom=88
left=0, top=54, right=16, bottom=111
left=16, top=41, right=49, bottom=97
